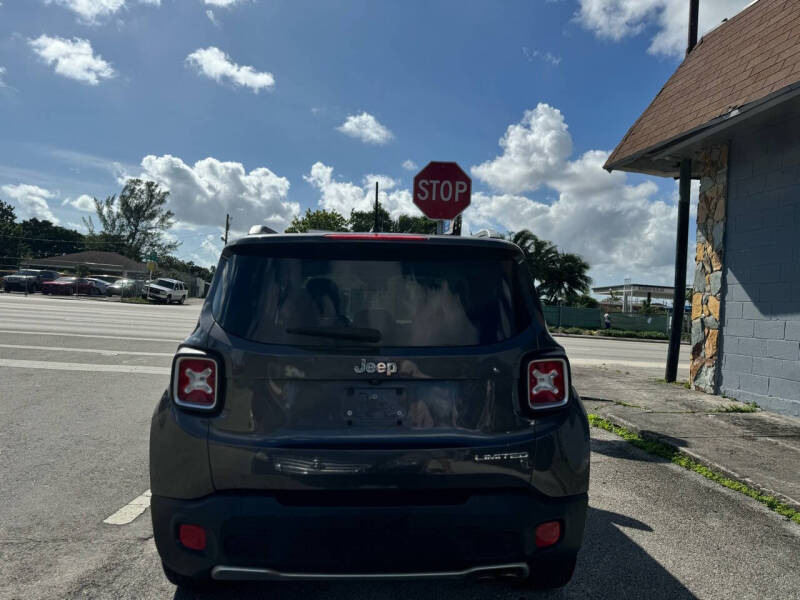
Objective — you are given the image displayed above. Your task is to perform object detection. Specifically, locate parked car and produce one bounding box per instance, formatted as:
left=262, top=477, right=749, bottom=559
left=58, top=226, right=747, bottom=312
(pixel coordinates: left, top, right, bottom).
left=86, top=278, right=112, bottom=296
left=142, top=278, right=187, bottom=304
left=150, top=232, right=590, bottom=591
left=2, top=269, right=60, bottom=292
left=108, top=278, right=143, bottom=296
left=41, top=276, right=99, bottom=296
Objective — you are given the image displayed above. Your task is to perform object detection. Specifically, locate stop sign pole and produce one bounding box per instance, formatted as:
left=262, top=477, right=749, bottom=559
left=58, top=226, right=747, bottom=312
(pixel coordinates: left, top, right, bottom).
left=413, top=162, right=471, bottom=232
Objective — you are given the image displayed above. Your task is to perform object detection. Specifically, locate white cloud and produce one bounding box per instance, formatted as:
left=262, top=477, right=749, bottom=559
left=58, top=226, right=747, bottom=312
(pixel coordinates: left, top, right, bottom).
left=471, top=103, right=572, bottom=194
left=185, top=47, right=274, bottom=92
left=64, top=194, right=96, bottom=212
left=467, top=104, right=690, bottom=285
left=1, top=184, right=59, bottom=223
left=66, top=221, right=89, bottom=233
left=0, top=66, right=6, bottom=87
left=362, top=174, right=398, bottom=191
left=135, top=154, right=298, bottom=232
left=337, top=112, right=394, bottom=145
left=44, top=0, right=159, bottom=23
left=45, top=0, right=125, bottom=22
left=28, top=36, right=114, bottom=85
left=304, top=163, right=415, bottom=219
left=193, top=233, right=223, bottom=266
left=576, top=0, right=753, bottom=58
left=205, top=0, right=240, bottom=6
left=402, top=159, right=418, bottom=171
left=206, top=9, right=219, bottom=25
left=522, top=47, right=562, bottom=66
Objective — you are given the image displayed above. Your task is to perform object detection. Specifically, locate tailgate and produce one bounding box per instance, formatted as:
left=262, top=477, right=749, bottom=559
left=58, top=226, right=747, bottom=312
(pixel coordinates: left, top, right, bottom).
left=206, top=334, right=537, bottom=492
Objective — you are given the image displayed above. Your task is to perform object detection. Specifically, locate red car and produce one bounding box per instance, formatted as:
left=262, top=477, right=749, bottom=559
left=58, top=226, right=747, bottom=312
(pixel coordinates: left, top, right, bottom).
left=41, top=277, right=99, bottom=296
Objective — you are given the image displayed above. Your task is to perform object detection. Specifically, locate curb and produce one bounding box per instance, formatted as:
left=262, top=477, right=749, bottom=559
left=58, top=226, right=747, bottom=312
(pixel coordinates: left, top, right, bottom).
left=553, top=332, right=690, bottom=346
left=593, top=411, right=800, bottom=513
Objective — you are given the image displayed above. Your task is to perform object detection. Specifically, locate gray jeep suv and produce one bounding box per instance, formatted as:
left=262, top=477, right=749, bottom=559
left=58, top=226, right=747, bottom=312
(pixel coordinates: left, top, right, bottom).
left=150, top=232, right=590, bottom=591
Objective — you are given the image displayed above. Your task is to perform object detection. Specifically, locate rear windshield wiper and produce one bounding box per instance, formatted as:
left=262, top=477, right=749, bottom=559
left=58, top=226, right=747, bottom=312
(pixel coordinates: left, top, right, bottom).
left=286, top=326, right=381, bottom=343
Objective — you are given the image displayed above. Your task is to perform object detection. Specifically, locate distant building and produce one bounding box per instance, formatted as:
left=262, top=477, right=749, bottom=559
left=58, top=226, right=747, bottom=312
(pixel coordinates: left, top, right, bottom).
left=23, top=251, right=147, bottom=279
left=606, top=0, right=800, bottom=416
left=592, top=283, right=691, bottom=312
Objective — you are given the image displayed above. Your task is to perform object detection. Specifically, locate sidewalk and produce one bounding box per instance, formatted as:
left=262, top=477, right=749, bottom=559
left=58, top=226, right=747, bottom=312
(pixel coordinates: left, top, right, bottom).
left=575, top=365, right=800, bottom=512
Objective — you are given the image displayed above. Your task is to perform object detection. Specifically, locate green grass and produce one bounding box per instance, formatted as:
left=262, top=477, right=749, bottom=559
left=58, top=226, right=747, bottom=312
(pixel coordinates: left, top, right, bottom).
left=654, top=377, right=692, bottom=389
left=613, top=400, right=642, bottom=409
left=714, top=402, right=759, bottom=413
left=120, top=297, right=150, bottom=304
left=588, top=414, right=800, bottom=525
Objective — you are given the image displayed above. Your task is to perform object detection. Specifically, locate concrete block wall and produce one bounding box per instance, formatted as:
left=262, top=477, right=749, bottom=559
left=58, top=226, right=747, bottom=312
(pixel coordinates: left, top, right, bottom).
left=720, top=117, right=800, bottom=417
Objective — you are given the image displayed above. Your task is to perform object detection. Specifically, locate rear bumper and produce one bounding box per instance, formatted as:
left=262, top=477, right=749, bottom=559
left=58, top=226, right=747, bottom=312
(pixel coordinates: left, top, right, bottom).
left=151, top=490, right=587, bottom=580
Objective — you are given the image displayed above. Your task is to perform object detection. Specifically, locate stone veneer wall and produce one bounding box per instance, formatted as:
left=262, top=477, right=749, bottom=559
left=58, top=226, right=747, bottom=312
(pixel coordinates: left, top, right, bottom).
left=690, top=144, right=728, bottom=392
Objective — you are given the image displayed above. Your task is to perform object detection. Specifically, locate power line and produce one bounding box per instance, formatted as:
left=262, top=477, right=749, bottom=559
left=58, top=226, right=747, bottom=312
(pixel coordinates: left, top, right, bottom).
left=0, top=233, right=125, bottom=247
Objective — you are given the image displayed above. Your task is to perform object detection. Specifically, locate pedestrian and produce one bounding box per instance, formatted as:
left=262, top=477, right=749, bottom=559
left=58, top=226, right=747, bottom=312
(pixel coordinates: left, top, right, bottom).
left=604, top=312, right=611, bottom=330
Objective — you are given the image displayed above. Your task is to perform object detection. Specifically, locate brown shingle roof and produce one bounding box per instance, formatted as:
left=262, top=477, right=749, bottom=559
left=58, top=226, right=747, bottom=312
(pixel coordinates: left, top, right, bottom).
left=606, top=0, right=800, bottom=172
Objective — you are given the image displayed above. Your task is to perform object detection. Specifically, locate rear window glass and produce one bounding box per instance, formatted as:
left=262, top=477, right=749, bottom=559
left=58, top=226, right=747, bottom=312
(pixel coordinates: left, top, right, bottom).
left=212, top=244, right=533, bottom=347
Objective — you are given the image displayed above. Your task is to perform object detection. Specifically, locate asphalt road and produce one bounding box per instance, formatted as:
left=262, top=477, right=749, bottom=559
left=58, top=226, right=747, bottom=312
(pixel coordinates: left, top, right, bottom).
left=0, top=294, right=796, bottom=600
left=557, top=335, right=691, bottom=379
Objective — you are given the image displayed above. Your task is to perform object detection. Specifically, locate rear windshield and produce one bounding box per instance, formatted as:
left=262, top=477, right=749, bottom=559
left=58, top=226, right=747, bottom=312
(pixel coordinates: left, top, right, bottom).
left=211, top=243, right=534, bottom=347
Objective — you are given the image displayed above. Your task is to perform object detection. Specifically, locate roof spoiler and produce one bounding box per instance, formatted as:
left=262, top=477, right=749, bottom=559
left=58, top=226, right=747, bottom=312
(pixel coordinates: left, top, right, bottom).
left=248, top=225, right=278, bottom=235
left=473, top=229, right=505, bottom=239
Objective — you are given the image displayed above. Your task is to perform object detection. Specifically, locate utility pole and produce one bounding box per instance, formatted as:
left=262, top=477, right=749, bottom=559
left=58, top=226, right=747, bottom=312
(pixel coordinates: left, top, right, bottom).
left=221, top=213, right=230, bottom=245
left=666, top=0, right=700, bottom=382
left=451, top=214, right=462, bottom=236
left=373, top=182, right=380, bottom=232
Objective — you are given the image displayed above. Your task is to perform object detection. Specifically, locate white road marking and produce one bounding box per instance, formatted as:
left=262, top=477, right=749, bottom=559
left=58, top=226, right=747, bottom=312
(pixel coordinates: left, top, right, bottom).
left=0, top=358, right=170, bottom=375
left=570, top=358, right=687, bottom=371
left=104, top=490, right=152, bottom=525
left=0, top=343, right=174, bottom=357
left=0, top=329, right=183, bottom=343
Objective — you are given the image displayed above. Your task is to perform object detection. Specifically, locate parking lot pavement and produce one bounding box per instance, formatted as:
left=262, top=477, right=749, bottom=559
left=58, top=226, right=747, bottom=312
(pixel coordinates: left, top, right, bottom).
left=1, top=295, right=797, bottom=599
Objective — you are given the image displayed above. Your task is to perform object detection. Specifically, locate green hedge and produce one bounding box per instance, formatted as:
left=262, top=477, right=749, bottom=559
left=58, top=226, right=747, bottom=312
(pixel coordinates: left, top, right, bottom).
left=551, top=326, right=668, bottom=340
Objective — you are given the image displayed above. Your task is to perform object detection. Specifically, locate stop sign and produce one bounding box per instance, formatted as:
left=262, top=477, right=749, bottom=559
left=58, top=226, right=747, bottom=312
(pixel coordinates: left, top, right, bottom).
left=413, top=161, right=471, bottom=221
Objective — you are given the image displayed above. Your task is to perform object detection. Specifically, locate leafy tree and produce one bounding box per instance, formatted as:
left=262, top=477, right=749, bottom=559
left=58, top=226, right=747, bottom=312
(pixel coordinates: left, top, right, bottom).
left=349, top=206, right=393, bottom=232
left=0, top=199, right=15, bottom=224
left=18, top=219, right=85, bottom=258
left=510, top=229, right=592, bottom=305
left=83, top=231, right=126, bottom=254
left=285, top=209, right=349, bottom=233
left=84, top=179, right=179, bottom=261
left=158, top=255, right=215, bottom=281
left=0, top=200, right=20, bottom=270
left=510, top=230, right=559, bottom=286
left=539, top=252, right=592, bottom=305
left=575, top=294, right=599, bottom=309
left=393, top=214, right=438, bottom=234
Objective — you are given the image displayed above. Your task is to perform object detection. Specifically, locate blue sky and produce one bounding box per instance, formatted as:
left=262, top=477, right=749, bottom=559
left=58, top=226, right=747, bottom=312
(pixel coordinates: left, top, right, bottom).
left=0, top=0, right=752, bottom=285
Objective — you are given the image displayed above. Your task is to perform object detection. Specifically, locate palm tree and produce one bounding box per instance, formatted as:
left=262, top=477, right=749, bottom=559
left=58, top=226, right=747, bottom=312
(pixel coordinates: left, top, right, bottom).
left=539, top=252, right=592, bottom=304
left=510, top=230, right=559, bottom=287
left=509, top=230, right=592, bottom=305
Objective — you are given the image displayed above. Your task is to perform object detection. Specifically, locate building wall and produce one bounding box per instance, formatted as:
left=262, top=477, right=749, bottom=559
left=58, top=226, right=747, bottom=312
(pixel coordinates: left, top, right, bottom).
left=719, top=118, right=800, bottom=417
